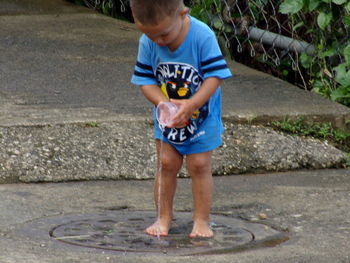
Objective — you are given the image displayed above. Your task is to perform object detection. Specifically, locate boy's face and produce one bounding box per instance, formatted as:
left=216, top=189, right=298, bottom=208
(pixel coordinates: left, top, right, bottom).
left=135, top=9, right=188, bottom=50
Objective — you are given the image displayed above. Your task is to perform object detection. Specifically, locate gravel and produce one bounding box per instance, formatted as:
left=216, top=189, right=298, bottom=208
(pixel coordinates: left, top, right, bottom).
left=0, top=121, right=346, bottom=183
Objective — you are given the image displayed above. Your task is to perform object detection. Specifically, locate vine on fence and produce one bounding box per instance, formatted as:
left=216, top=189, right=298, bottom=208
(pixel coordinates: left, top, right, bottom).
left=279, top=0, right=350, bottom=106
left=191, top=1, right=310, bottom=91
left=190, top=0, right=349, bottom=107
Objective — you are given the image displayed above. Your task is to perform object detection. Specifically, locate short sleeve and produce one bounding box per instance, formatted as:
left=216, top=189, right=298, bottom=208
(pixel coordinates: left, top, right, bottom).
left=131, top=35, right=158, bottom=86
left=199, top=31, right=232, bottom=80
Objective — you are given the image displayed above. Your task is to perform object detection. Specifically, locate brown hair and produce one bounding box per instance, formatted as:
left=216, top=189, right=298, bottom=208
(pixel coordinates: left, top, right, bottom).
left=130, top=0, right=184, bottom=25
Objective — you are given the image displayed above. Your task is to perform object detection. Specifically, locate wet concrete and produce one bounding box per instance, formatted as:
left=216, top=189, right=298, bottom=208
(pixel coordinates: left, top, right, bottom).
left=17, top=210, right=286, bottom=256
left=1, top=169, right=349, bottom=262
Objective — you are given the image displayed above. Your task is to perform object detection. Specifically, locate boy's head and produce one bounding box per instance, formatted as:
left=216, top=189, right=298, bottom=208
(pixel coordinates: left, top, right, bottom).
left=130, top=0, right=189, bottom=49
left=130, top=0, right=184, bottom=26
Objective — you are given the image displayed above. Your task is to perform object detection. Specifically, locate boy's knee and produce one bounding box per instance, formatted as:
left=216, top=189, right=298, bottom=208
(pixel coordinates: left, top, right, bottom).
left=160, top=155, right=180, bottom=172
left=187, top=157, right=211, bottom=176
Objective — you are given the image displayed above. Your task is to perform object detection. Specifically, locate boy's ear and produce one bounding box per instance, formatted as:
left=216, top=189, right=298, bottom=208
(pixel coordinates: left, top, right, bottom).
left=179, top=7, right=189, bottom=17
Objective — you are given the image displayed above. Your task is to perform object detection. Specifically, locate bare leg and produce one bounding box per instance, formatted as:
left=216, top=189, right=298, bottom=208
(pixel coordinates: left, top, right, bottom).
left=144, top=140, right=183, bottom=236
left=186, top=151, right=214, bottom=238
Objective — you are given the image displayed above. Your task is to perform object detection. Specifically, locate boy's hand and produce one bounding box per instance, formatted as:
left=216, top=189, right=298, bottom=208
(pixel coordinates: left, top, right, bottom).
left=166, top=77, right=221, bottom=128
left=168, top=99, right=196, bottom=128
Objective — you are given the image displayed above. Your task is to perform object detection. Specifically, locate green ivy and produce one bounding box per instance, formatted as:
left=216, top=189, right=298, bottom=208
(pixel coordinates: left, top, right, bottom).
left=280, top=0, right=350, bottom=106
left=190, top=0, right=222, bottom=25
left=279, top=0, right=304, bottom=14
left=190, top=0, right=349, bottom=107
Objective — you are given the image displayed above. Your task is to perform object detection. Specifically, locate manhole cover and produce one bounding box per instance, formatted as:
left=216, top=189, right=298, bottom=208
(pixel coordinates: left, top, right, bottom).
left=47, top=211, right=287, bottom=255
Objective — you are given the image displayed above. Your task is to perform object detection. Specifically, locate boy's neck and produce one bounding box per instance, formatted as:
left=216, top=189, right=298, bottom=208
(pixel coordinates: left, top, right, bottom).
left=168, top=15, right=190, bottom=52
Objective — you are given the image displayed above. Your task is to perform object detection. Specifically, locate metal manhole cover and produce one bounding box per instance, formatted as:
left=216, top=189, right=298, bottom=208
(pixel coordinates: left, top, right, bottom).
left=46, top=211, right=287, bottom=255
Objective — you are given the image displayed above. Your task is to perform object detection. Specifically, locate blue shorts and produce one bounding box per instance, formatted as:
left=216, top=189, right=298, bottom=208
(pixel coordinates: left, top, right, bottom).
left=154, top=114, right=224, bottom=155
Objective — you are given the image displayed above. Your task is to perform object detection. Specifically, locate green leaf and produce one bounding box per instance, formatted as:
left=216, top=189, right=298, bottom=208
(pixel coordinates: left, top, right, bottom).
left=343, top=15, right=350, bottom=27
left=212, top=16, right=224, bottom=30
left=300, top=52, right=312, bottom=68
left=293, top=21, right=305, bottom=31
left=279, top=0, right=304, bottom=14
left=306, top=28, right=314, bottom=34
left=344, top=15, right=350, bottom=27
left=346, top=2, right=350, bottom=14
left=322, top=0, right=331, bottom=3
left=317, top=12, right=332, bottom=30
left=344, top=44, right=350, bottom=66
left=253, top=0, right=269, bottom=8
left=334, top=64, right=350, bottom=87
left=102, top=1, right=110, bottom=15
left=332, top=0, right=347, bottom=4
left=308, top=0, right=320, bottom=11
left=331, top=86, right=350, bottom=101
left=320, top=47, right=336, bottom=58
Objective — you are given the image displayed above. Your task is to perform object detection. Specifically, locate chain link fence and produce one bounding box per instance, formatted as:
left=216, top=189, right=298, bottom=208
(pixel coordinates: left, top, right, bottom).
left=82, top=0, right=128, bottom=12
left=191, top=0, right=348, bottom=91
left=80, top=0, right=349, bottom=92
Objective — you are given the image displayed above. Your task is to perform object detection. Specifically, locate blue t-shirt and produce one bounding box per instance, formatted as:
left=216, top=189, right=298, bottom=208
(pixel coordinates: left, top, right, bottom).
left=131, top=16, right=232, bottom=153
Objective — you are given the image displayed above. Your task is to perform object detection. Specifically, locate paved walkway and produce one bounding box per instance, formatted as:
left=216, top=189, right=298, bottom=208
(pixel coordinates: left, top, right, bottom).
left=1, top=0, right=349, bottom=129
left=0, top=169, right=349, bottom=262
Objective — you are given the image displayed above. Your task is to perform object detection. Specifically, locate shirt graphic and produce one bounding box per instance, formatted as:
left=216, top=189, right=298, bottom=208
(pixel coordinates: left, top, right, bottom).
left=156, top=62, right=208, bottom=144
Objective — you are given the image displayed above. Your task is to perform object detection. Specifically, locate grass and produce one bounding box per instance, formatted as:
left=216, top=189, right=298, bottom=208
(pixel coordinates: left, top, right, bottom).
left=85, top=122, right=99, bottom=128
left=270, top=117, right=350, bottom=163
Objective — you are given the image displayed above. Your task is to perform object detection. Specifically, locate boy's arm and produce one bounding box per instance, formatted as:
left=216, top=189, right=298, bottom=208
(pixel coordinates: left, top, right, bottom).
left=170, top=77, right=221, bottom=128
left=140, top=84, right=169, bottom=106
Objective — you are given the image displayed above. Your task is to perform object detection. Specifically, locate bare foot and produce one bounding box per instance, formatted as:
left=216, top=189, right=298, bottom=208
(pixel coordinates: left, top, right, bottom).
left=144, top=219, right=171, bottom=237
left=189, top=220, right=213, bottom=238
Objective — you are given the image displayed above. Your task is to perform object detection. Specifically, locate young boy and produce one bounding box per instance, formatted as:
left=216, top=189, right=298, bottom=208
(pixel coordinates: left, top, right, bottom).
left=130, top=0, right=232, bottom=238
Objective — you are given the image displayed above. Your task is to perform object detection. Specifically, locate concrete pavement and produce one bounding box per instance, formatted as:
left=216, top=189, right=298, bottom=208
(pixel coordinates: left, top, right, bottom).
left=1, top=0, right=349, bottom=128
left=0, top=169, right=349, bottom=262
